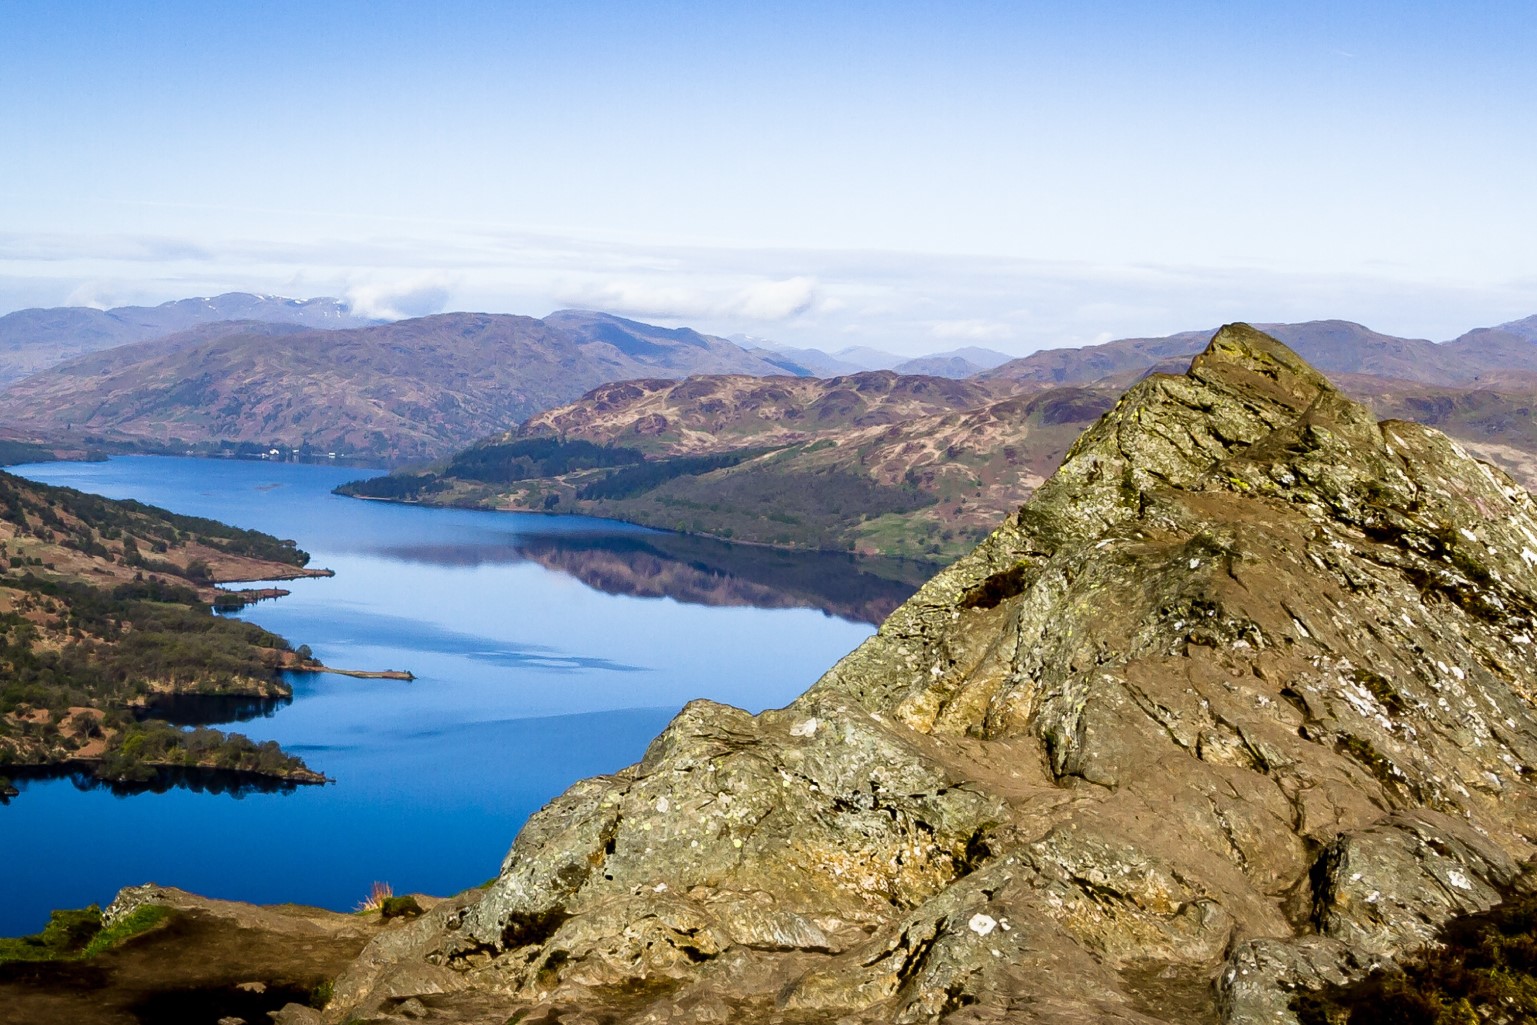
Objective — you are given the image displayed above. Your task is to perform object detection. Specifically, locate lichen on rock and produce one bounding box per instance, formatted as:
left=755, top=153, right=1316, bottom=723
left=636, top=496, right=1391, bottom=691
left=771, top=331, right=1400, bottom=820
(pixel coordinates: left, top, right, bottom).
left=321, top=325, right=1537, bottom=1024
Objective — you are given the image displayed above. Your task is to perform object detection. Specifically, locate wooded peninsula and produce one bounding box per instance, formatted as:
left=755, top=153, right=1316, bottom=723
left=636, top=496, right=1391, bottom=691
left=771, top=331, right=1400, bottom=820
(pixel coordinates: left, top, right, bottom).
left=0, top=470, right=332, bottom=797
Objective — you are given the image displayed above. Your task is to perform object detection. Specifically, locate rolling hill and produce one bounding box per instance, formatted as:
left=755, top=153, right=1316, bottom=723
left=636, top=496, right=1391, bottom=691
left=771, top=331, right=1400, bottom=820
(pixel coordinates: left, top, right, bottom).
left=0, top=292, right=376, bottom=385
left=0, top=311, right=808, bottom=463
left=339, top=371, right=1115, bottom=561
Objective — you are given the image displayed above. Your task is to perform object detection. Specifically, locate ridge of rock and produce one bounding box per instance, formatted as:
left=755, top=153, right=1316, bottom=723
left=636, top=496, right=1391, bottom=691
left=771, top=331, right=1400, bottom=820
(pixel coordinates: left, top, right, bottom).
left=321, top=324, right=1537, bottom=1024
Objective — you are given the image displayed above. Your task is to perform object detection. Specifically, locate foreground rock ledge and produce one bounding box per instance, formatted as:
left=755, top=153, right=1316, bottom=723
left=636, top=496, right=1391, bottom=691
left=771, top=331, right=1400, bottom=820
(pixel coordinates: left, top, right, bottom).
left=321, top=325, right=1537, bottom=1024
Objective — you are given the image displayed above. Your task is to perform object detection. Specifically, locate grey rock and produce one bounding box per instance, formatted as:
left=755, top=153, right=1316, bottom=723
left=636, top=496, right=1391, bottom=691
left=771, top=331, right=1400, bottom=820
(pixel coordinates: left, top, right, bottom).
left=323, top=327, right=1537, bottom=1024
left=1217, top=936, right=1379, bottom=1025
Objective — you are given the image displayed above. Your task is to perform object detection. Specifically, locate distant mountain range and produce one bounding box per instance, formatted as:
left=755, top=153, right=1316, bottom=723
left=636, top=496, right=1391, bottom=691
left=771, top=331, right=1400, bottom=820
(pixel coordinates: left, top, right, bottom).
left=0, top=292, right=377, bottom=385
left=740, top=337, right=1015, bottom=378
left=2, top=291, right=1536, bottom=502
left=981, top=316, right=1537, bottom=387
left=0, top=309, right=805, bottom=462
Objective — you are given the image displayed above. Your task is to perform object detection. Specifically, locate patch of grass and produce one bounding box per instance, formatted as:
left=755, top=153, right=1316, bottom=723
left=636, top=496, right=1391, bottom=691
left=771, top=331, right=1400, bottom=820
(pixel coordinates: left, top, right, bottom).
left=0, top=903, right=173, bottom=964
left=0, top=904, right=103, bottom=963
left=81, top=904, right=170, bottom=957
left=2, top=903, right=124, bottom=963
left=380, top=895, right=423, bottom=920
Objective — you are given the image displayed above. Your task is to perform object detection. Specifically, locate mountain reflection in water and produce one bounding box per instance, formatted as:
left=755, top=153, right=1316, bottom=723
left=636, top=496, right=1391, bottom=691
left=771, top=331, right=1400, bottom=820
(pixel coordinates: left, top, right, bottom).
left=371, top=529, right=933, bottom=625
left=135, top=693, right=293, bottom=727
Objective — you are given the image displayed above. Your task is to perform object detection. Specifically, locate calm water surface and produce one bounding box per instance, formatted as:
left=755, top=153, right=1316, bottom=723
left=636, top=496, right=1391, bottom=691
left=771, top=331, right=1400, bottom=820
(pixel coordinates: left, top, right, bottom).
left=0, top=456, right=889, bottom=934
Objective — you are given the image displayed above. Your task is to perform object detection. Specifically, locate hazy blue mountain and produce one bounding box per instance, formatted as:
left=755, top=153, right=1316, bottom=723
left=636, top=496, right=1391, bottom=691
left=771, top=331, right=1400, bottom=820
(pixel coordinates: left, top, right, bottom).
left=893, top=347, right=1012, bottom=378
left=0, top=310, right=815, bottom=462
left=982, top=318, right=1537, bottom=387
left=544, top=311, right=801, bottom=377
left=1493, top=314, right=1537, bottom=342
left=0, top=292, right=379, bottom=384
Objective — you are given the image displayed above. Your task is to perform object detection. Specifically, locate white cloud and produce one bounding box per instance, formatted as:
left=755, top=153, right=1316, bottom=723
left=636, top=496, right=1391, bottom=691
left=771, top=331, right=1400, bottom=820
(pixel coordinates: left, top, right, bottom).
left=3, top=226, right=1535, bottom=359
left=343, top=274, right=455, bottom=321
left=929, top=318, right=1014, bottom=341
left=735, top=276, right=818, bottom=320
left=554, top=275, right=821, bottom=324
left=63, top=281, right=116, bottom=310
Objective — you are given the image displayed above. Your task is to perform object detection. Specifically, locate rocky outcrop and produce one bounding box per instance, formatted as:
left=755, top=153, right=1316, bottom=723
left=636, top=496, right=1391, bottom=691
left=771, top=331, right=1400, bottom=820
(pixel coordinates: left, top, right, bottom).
left=319, top=325, right=1537, bottom=1024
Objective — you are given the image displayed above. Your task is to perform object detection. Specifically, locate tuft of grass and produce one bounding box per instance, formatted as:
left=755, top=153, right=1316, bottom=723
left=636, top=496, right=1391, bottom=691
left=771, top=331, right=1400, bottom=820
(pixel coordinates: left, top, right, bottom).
left=355, top=881, right=393, bottom=913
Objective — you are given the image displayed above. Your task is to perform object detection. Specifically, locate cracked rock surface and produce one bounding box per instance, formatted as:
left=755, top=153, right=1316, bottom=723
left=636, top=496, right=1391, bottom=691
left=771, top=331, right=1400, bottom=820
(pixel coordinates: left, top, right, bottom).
left=318, top=326, right=1537, bottom=1024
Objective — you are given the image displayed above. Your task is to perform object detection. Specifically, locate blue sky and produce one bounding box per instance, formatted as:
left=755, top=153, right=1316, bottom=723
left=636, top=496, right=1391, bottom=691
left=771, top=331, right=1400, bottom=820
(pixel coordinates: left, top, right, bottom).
left=2, top=1, right=1534, bottom=354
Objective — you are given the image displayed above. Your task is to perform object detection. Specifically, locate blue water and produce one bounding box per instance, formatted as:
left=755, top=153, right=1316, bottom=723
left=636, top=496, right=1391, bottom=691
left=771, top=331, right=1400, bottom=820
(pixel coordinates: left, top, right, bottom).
left=0, top=456, right=880, bottom=934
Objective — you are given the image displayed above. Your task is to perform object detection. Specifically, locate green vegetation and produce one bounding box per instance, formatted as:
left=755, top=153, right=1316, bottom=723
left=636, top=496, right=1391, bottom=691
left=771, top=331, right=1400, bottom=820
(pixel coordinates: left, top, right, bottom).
left=0, top=574, right=291, bottom=720
left=341, top=443, right=957, bottom=558
left=0, top=440, right=55, bottom=466
left=81, top=905, right=172, bottom=958
left=575, top=448, right=772, bottom=500
left=446, top=437, right=644, bottom=483
left=335, top=470, right=446, bottom=500
left=0, top=469, right=325, bottom=788
left=0, top=903, right=172, bottom=964
left=582, top=464, right=937, bottom=552
left=338, top=437, right=648, bottom=500
left=0, top=905, right=105, bottom=963
left=96, top=721, right=311, bottom=783
left=0, top=469, right=310, bottom=569
left=1295, top=890, right=1537, bottom=1024
left=380, top=895, right=424, bottom=920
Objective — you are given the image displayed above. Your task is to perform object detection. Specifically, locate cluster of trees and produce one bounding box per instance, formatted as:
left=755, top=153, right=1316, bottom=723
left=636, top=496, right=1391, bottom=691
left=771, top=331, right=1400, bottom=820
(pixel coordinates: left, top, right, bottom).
left=94, top=720, right=309, bottom=783
left=574, top=448, right=769, bottom=500
left=0, top=440, right=53, bottom=466
left=335, top=471, right=445, bottom=501
left=338, top=437, right=651, bottom=500
left=444, top=437, right=644, bottom=483
left=0, top=573, right=293, bottom=755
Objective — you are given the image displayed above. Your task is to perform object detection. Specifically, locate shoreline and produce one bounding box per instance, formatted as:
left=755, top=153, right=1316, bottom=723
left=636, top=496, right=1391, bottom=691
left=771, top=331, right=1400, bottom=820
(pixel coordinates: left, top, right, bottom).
left=215, top=566, right=335, bottom=584
left=0, top=757, right=331, bottom=790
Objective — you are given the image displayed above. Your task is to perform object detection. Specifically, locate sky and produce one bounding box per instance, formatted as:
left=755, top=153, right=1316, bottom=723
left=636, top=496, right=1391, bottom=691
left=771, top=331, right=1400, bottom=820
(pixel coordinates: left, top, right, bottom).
left=2, top=0, right=1534, bottom=356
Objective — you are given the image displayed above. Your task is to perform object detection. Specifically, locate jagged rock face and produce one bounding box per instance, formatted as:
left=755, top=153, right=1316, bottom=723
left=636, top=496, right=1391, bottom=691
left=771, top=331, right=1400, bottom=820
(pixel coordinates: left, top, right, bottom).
left=325, top=326, right=1537, bottom=1025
